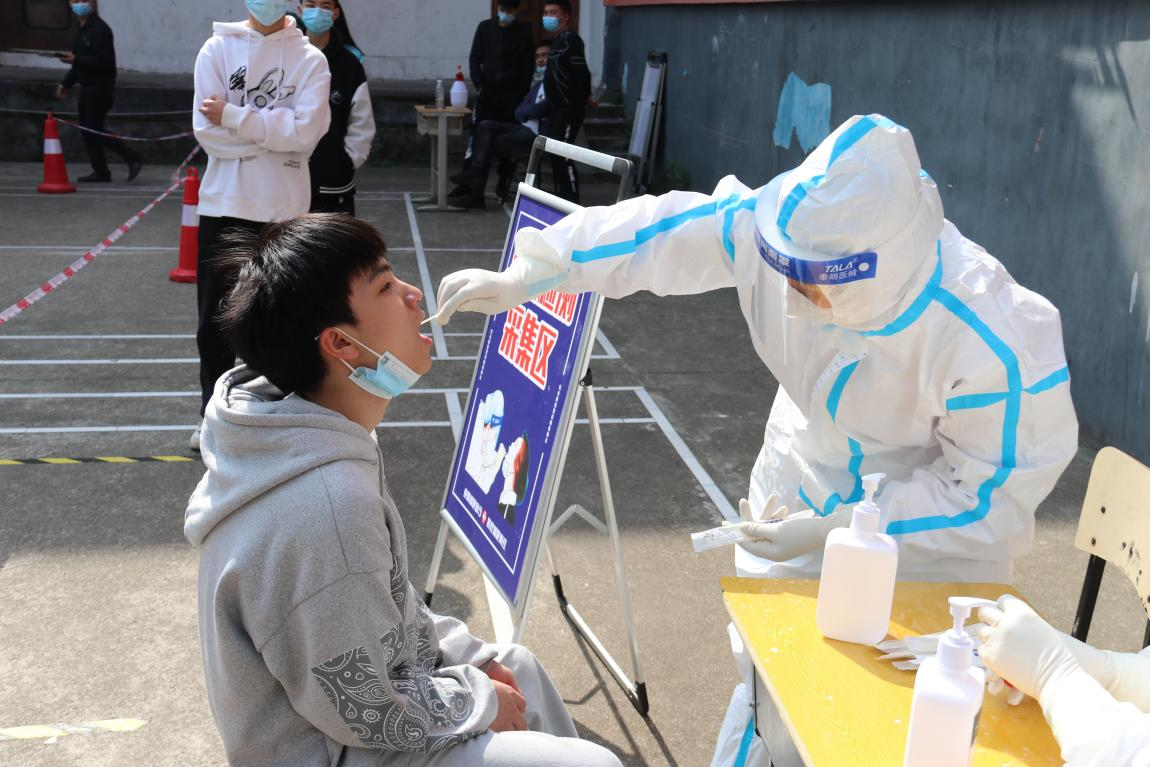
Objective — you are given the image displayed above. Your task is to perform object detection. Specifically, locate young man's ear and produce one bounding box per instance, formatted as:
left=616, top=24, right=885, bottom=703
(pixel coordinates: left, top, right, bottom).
left=317, top=327, right=359, bottom=366
left=333, top=4, right=341, bottom=22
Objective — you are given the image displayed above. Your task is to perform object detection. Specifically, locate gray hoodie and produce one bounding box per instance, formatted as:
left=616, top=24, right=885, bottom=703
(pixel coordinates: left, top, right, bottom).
left=185, top=366, right=499, bottom=765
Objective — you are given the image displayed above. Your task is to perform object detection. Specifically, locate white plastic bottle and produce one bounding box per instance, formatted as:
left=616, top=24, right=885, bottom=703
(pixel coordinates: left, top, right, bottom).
left=450, top=65, right=469, bottom=108
left=903, top=597, right=994, bottom=767
left=434, top=79, right=445, bottom=109
left=815, top=473, right=898, bottom=644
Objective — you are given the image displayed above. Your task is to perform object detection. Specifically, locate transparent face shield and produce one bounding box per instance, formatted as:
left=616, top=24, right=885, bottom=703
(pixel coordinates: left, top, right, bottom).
left=754, top=227, right=878, bottom=361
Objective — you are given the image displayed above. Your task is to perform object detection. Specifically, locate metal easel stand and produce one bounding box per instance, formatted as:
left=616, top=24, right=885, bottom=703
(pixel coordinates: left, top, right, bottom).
left=542, top=367, right=648, bottom=716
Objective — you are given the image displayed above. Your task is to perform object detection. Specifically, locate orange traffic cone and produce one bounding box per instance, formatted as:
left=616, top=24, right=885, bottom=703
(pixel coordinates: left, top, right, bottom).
left=169, top=167, right=200, bottom=283
left=37, top=114, right=76, bottom=194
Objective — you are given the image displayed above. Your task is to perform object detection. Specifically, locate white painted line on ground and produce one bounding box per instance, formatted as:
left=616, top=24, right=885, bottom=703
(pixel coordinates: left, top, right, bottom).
left=632, top=386, right=738, bottom=523
left=403, top=192, right=449, bottom=360
left=445, top=391, right=464, bottom=445
left=0, top=418, right=654, bottom=435
left=596, top=329, right=621, bottom=360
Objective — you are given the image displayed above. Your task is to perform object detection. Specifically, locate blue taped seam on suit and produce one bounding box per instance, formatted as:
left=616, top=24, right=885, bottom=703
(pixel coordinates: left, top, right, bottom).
left=860, top=241, right=943, bottom=338
left=945, top=366, right=1069, bottom=412
left=723, top=197, right=758, bottom=262
left=775, top=115, right=899, bottom=240
left=733, top=714, right=756, bottom=767
left=886, top=287, right=1023, bottom=536
left=802, top=361, right=865, bottom=517
left=571, top=195, right=739, bottom=264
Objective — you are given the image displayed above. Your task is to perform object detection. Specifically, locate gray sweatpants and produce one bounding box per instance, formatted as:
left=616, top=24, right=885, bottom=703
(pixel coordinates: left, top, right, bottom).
left=387, top=644, right=621, bottom=767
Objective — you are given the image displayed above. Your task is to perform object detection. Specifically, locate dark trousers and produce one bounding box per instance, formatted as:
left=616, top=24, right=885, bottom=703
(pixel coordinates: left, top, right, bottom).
left=310, top=188, right=356, bottom=216
left=465, top=91, right=519, bottom=165
left=465, top=121, right=536, bottom=197
left=546, top=106, right=584, bottom=203
left=77, top=84, right=140, bottom=176
left=196, top=216, right=263, bottom=414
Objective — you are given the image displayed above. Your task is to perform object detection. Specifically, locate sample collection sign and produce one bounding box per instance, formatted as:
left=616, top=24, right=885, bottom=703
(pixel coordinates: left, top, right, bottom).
left=441, top=189, right=595, bottom=606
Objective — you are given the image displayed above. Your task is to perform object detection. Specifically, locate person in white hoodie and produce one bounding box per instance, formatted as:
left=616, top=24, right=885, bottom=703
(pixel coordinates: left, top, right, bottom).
left=184, top=213, right=620, bottom=767
left=190, top=0, right=332, bottom=451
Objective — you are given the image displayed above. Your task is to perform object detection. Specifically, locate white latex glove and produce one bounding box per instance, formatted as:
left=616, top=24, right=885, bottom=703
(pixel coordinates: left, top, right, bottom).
left=734, top=495, right=847, bottom=562
left=978, top=595, right=1079, bottom=700
left=434, top=232, right=566, bottom=326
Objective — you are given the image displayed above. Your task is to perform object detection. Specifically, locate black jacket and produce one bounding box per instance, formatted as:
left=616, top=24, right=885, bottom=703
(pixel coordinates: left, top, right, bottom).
left=543, top=29, right=590, bottom=111
left=468, top=18, right=534, bottom=110
left=62, top=14, right=117, bottom=89
left=309, top=31, right=371, bottom=192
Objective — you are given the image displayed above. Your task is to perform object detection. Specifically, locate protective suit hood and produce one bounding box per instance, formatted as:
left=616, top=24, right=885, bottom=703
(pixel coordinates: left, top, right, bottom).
left=754, top=114, right=944, bottom=331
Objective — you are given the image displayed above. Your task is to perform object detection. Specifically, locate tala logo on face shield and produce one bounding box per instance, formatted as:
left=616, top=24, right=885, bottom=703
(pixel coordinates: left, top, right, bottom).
left=755, top=229, right=878, bottom=285
left=818, top=253, right=877, bottom=283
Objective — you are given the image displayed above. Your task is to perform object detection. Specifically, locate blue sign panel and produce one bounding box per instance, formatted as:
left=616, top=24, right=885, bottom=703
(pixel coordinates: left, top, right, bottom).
left=442, top=190, right=594, bottom=605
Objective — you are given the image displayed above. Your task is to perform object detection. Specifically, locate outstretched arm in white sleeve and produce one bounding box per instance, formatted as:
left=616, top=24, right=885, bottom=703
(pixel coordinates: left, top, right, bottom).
left=435, top=175, right=761, bottom=324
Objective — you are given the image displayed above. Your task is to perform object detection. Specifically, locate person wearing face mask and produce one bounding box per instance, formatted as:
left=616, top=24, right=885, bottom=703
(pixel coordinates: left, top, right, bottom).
left=434, top=114, right=1079, bottom=585
left=449, top=41, right=551, bottom=209
left=184, top=213, right=621, bottom=767
left=451, top=1, right=535, bottom=198
left=540, top=0, right=590, bottom=203
left=299, top=0, right=376, bottom=215
left=54, top=0, right=143, bottom=183
left=190, top=0, right=331, bottom=451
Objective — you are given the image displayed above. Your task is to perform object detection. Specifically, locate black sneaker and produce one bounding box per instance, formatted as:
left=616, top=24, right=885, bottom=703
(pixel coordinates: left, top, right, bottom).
left=452, top=194, right=486, bottom=210
left=447, top=183, right=472, bottom=199
left=127, top=159, right=144, bottom=182
left=78, top=172, right=111, bottom=183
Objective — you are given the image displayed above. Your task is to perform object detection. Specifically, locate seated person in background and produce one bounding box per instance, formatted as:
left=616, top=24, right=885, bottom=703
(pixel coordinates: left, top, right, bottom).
left=449, top=41, right=551, bottom=210
left=184, top=213, right=620, bottom=767
left=979, top=595, right=1150, bottom=766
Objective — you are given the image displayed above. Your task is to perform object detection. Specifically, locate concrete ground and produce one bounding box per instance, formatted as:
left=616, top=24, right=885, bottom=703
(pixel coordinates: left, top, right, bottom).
left=0, top=160, right=1145, bottom=766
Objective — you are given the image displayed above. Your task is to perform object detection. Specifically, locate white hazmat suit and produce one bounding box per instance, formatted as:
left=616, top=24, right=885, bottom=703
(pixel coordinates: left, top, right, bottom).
left=437, top=114, right=1078, bottom=582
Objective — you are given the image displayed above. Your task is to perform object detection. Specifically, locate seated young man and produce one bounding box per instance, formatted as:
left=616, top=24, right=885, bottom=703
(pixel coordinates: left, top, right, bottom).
left=184, top=213, right=620, bottom=767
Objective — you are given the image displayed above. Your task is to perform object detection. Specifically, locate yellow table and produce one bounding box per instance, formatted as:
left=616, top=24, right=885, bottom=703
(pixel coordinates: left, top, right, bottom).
left=413, top=105, right=470, bottom=211
left=722, top=577, right=1062, bottom=766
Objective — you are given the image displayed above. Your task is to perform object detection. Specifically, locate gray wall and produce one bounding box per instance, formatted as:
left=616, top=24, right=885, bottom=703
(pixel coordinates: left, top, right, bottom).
left=606, top=0, right=1150, bottom=462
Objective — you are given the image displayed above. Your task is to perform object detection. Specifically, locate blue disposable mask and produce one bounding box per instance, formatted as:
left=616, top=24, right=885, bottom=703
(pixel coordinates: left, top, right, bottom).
left=535, top=65, right=546, bottom=76
left=245, top=0, right=292, bottom=26
left=335, top=328, right=421, bottom=400
left=71, top=2, right=93, bottom=17
left=302, top=7, right=334, bottom=35
left=497, top=11, right=516, bottom=24
left=542, top=16, right=560, bottom=32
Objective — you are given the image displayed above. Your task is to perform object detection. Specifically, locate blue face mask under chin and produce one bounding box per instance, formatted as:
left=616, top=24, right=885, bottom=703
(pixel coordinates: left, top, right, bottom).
left=246, top=0, right=293, bottom=27
left=542, top=16, right=560, bottom=32
left=302, top=7, right=334, bottom=35
left=335, top=329, right=422, bottom=400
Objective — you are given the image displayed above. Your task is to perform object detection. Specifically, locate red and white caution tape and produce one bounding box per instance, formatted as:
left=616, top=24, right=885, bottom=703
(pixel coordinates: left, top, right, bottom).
left=54, top=116, right=194, bottom=142
left=0, top=146, right=203, bottom=327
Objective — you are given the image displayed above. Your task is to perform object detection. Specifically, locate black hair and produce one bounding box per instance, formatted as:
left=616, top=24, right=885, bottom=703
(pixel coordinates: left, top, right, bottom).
left=330, top=1, right=362, bottom=56
left=216, top=213, right=387, bottom=396
left=544, top=0, right=571, bottom=14
left=498, top=0, right=522, bottom=8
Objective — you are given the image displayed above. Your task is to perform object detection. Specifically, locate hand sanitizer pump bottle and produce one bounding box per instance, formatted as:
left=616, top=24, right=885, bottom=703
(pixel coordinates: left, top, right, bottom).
left=816, top=473, right=898, bottom=644
left=903, top=597, right=995, bottom=767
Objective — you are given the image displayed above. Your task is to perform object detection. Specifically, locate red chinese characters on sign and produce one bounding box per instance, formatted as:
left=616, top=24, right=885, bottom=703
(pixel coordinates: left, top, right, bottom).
left=533, top=289, right=579, bottom=326
left=499, top=305, right=560, bottom=389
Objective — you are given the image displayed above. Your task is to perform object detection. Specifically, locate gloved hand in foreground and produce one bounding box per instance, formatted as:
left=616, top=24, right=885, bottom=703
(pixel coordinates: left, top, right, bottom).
left=733, top=494, right=848, bottom=562
left=979, top=595, right=1150, bottom=766
left=434, top=229, right=567, bottom=326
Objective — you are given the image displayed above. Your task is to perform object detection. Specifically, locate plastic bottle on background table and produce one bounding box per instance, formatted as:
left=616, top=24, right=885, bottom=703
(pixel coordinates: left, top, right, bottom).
left=435, top=79, right=445, bottom=109
left=903, top=597, right=995, bottom=767
left=816, top=472, right=898, bottom=644
left=450, top=65, right=468, bottom=108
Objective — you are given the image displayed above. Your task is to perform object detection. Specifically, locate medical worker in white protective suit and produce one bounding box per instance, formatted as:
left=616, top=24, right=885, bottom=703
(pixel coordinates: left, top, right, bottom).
left=978, top=595, right=1150, bottom=766
left=434, top=114, right=1078, bottom=583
